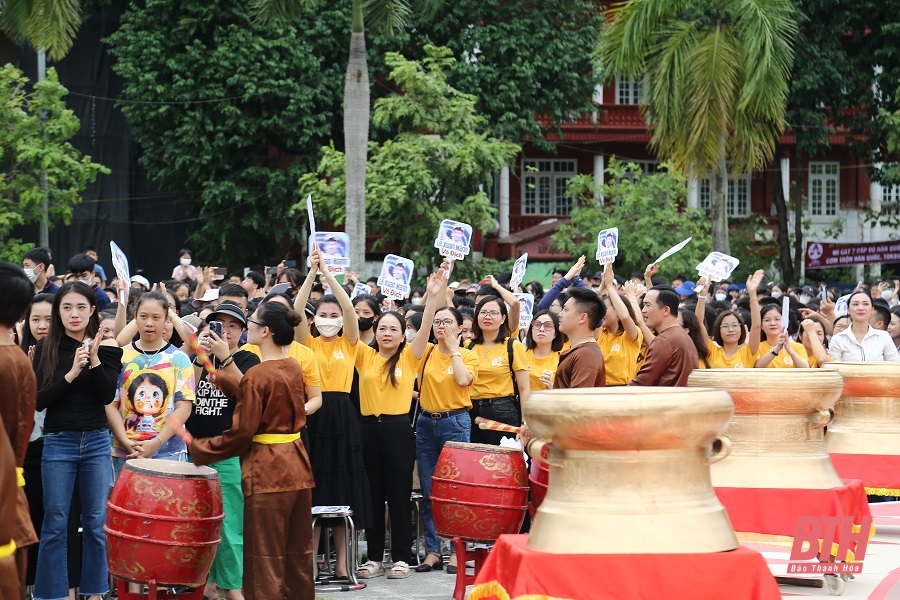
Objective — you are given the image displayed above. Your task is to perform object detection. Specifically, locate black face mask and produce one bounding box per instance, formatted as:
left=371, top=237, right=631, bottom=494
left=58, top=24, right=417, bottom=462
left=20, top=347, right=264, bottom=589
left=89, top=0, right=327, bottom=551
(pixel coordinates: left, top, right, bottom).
left=358, top=316, right=375, bottom=332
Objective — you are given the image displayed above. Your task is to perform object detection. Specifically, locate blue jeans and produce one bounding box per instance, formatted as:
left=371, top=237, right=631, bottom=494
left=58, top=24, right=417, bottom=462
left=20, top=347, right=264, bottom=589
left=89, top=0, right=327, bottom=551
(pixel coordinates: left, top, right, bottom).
left=34, top=429, right=111, bottom=600
left=416, top=412, right=470, bottom=554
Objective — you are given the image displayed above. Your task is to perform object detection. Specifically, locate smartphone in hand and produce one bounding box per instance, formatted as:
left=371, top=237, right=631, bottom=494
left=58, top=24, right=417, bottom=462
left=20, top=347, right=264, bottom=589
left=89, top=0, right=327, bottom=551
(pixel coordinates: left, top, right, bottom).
left=209, top=321, right=223, bottom=337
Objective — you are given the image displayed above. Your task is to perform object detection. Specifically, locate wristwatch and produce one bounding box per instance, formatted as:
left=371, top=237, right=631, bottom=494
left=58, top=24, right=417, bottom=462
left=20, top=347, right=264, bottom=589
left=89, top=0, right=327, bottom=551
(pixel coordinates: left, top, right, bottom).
left=770, top=348, right=779, bottom=356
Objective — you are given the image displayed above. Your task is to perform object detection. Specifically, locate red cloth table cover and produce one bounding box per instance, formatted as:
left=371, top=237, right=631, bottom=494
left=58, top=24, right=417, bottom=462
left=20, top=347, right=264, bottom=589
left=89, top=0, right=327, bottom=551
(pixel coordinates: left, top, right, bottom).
left=470, top=534, right=780, bottom=600
left=715, top=479, right=871, bottom=538
left=829, top=454, right=900, bottom=496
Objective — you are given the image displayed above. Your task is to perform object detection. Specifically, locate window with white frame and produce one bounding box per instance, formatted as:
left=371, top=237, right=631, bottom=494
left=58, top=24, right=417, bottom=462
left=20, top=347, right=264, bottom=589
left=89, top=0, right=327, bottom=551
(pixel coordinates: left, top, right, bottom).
left=522, top=159, right=576, bottom=216
left=883, top=183, right=900, bottom=215
left=809, top=162, right=838, bottom=216
left=616, top=76, right=642, bottom=105
left=698, top=175, right=751, bottom=217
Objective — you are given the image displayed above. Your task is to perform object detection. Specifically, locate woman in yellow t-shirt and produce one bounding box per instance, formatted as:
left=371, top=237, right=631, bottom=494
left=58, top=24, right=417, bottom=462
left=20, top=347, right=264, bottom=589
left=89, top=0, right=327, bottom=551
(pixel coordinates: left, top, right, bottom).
left=415, top=267, right=478, bottom=573
left=292, top=247, right=368, bottom=579
left=799, top=318, right=830, bottom=368
left=467, top=294, right=530, bottom=447
left=754, top=304, right=810, bottom=368
left=694, top=270, right=763, bottom=368
left=353, top=303, right=433, bottom=580
left=525, top=310, right=562, bottom=392
left=597, top=267, right=642, bottom=385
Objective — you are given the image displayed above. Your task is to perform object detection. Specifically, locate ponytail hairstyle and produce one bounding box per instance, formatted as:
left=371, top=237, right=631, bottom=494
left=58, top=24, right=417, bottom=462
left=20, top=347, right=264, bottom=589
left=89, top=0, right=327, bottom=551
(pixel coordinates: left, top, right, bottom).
left=372, top=311, right=405, bottom=387
left=38, top=282, right=99, bottom=390
left=255, top=301, right=303, bottom=346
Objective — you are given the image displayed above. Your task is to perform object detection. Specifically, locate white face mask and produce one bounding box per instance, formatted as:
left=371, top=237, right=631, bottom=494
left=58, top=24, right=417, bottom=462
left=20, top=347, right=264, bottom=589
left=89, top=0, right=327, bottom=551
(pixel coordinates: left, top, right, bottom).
left=24, top=268, right=38, bottom=283
left=180, top=258, right=192, bottom=266
left=799, top=294, right=812, bottom=305
left=771, top=291, right=783, bottom=300
left=314, top=316, right=343, bottom=337
left=79, top=278, right=93, bottom=287
left=411, top=297, right=423, bottom=305
left=405, top=329, right=417, bottom=343
left=714, top=293, right=727, bottom=302
left=882, top=290, right=893, bottom=301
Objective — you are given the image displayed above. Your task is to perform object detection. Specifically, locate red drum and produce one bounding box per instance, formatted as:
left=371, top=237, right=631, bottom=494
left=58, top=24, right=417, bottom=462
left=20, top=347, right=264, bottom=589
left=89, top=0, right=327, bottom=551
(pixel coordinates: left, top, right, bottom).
left=106, top=459, right=224, bottom=587
left=431, top=442, right=528, bottom=542
left=528, top=444, right=550, bottom=517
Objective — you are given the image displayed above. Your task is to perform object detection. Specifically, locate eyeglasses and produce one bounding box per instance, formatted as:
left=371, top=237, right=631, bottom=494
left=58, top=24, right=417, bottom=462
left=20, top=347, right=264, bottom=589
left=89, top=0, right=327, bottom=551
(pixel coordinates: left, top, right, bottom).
left=433, top=319, right=456, bottom=327
left=479, top=310, right=502, bottom=319
left=719, top=323, right=742, bottom=330
left=248, top=319, right=264, bottom=327
left=532, top=321, right=555, bottom=331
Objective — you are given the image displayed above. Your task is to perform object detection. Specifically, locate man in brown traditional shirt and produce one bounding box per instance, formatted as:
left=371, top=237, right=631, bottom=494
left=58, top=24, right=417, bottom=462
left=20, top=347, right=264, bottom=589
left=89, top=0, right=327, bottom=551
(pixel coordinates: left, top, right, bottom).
left=555, top=287, right=607, bottom=388
left=630, top=286, right=697, bottom=387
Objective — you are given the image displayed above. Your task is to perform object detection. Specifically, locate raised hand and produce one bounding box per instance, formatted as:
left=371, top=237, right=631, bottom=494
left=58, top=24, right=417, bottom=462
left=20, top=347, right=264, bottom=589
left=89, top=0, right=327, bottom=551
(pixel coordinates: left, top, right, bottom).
left=564, top=256, right=586, bottom=282
left=746, top=270, right=764, bottom=294
left=645, top=263, right=659, bottom=278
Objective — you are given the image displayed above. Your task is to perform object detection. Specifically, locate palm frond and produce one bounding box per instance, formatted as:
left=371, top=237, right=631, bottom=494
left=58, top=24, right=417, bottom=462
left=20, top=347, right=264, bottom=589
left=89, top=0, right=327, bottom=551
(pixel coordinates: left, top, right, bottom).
left=683, top=25, right=742, bottom=173
left=364, top=0, right=413, bottom=37
left=0, top=0, right=36, bottom=44
left=25, top=0, right=80, bottom=61
left=249, top=0, right=320, bottom=26
left=413, top=0, right=444, bottom=22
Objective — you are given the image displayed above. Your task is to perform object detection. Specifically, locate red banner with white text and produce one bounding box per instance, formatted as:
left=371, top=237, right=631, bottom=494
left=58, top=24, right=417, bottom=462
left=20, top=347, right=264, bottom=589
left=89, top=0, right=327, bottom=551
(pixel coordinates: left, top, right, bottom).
left=805, top=240, right=900, bottom=269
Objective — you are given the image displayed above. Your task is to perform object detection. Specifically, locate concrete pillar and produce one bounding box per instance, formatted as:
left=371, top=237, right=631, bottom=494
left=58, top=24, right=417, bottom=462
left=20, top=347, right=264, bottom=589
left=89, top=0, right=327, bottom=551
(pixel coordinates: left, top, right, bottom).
left=780, top=157, right=790, bottom=202
left=686, top=177, right=699, bottom=209
left=499, top=165, right=510, bottom=238
left=869, top=162, right=883, bottom=278
left=593, top=155, right=605, bottom=204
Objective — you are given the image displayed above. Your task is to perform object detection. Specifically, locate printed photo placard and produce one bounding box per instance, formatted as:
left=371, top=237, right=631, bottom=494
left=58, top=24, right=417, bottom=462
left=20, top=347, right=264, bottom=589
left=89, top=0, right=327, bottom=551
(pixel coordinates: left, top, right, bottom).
left=308, top=232, right=351, bottom=274
left=514, top=293, right=535, bottom=330
left=377, top=254, right=415, bottom=300
left=596, top=227, right=619, bottom=265
left=696, top=251, right=740, bottom=282
left=510, top=253, right=528, bottom=291
left=434, top=219, right=473, bottom=260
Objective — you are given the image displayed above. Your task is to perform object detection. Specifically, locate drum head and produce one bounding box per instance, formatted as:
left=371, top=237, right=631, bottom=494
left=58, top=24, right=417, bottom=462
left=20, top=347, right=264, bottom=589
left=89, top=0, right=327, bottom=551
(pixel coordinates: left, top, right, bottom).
left=444, top=441, right=520, bottom=455
left=125, top=458, right=218, bottom=479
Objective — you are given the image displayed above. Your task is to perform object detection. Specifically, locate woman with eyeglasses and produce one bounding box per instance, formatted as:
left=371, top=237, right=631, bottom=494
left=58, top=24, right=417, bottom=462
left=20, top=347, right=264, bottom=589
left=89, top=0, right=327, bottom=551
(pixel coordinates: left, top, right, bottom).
left=597, top=266, right=642, bottom=385
left=466, top=288, right=530, bottom=448
left=524, top=310, right=562, bottom=391
left=413, top=266, right=478, bottom=574
left=693, top=271, right=763, bottom=368
left=754, top=303, right=810, bottom=368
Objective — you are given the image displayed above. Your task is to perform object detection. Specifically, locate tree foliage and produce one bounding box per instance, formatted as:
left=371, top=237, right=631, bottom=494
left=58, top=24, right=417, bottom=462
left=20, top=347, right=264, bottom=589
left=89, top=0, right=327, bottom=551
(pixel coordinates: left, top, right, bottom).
left=404, top=0, right=603, bottom=143
left=0, top=0, right=82, bottom=60
left=106, top=0, right=351, bottom=266
left=296, top=45, right=521, bottom=270
left=0, top=64, right=108, bottom=262
left=552, top=158, right=711, bottom=278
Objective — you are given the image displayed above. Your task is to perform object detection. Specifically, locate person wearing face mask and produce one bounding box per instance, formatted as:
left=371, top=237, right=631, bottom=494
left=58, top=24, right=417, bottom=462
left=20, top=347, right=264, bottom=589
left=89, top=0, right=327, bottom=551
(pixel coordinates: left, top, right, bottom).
left=770, top=283, right=786, bottom=301
left=408, top=287, right=425, bottom=306
left=68, top=253, right=110, bottom=311
left=798, top=286, right=816, bottom=306
left=171, top=249, right=198, bottom=282
left=293, top=246, right=371, bottom=580
left=23, top=247, right=59, bottom=295
left=714, top=285, right=729, bottom=303
left=405, top=311, right=422, bottom=344
left=353, top=295, right=381, bottom=347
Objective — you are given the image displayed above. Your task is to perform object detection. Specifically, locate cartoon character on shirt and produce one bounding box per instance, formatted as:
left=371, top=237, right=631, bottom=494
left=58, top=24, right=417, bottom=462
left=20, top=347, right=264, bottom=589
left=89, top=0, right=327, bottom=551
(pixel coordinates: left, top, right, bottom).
left=125, top=372, right=169, bottom=440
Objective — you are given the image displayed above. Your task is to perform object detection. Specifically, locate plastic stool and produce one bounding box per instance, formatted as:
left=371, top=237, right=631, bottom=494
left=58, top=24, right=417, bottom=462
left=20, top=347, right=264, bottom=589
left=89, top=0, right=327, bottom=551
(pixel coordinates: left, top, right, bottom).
left=451, top=537, right=490, bottom=600
left=312, top=506, right=366, bottom=592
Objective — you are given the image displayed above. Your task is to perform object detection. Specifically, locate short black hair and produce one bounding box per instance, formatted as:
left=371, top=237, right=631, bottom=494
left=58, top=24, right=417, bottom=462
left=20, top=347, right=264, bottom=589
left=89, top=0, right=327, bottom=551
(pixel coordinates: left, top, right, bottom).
left=477, top=284, right=495, bottom=298
left=245, top=271, right=265, bottom=289
left=179, top=248, right=192, bottom=257
left=553, top=269, right=567, bottom=277
left=68, top=253, right=96, bottom=274
left=650, top=285, right=680, bottom=316
left=0, top=262, right=35, bottom=327
left=24, top=247, right=52, bottom=269
left=566, top=287, right=606, bottom=329
left=872, top=302, right=891, bottom=330
left=84, top=245, right=97, bottom=253
left=218, top=282, right=248, bottom=299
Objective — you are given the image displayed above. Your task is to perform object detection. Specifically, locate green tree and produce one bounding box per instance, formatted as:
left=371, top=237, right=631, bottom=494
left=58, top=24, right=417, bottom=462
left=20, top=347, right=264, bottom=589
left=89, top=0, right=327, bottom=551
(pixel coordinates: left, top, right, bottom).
left=106, top=0, right=348, bottom=266
left=296, top=45, right=521, bottom=269
left=598, top=0, right=796, bottom=255
left=0, top=0, right=81, bottom=60
left=0, top=64, right=108, bottom=262
left=552, top=158, right=711, bottom=278
left=252, top=0, right=442, bottom=270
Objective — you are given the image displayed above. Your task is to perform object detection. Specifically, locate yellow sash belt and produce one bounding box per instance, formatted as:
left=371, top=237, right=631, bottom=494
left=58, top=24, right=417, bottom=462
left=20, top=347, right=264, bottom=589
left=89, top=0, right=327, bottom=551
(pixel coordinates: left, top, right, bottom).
left=16, top=467, right=24, bottom=487
left=252, top=432, right=300, bottom=444
left=0, top=540, right=16, bottom=559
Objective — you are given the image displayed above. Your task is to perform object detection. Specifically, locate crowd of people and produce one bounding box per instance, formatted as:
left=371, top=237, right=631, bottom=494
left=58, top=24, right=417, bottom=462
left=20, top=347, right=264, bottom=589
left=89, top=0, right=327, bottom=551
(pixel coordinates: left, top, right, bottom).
left=1, top=243, right=899, bottom=600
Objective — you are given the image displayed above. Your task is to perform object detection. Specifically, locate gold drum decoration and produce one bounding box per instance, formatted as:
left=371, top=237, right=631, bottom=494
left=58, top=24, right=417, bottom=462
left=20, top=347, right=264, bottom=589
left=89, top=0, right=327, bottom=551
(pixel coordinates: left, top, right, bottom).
left=824, top=362, right=900, bottom=456
left=688, top=369, right=844, bottom=489
left=524, top=387, right=737, bottom=554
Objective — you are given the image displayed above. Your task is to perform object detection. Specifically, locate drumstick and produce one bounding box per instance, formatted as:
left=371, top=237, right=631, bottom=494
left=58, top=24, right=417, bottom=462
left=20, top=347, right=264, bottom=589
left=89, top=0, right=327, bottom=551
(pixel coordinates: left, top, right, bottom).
left=187, top=332, right=216, bottom=380
left=474, top=416, right=521, bottom=434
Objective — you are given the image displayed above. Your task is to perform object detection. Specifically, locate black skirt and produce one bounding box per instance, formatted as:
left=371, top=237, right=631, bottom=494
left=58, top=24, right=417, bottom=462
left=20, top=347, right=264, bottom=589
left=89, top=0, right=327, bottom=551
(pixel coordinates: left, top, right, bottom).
left=306, top=391, right=373, bottom=529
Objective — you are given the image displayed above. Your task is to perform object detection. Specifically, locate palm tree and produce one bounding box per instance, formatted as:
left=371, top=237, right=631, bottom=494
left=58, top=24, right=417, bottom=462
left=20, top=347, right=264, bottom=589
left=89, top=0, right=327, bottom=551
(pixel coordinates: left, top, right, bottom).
left=598, top=0, right=796, bottom=254
left=253, top=0, right=442, bottom=269
left=0, top=0, right=82, bottom=60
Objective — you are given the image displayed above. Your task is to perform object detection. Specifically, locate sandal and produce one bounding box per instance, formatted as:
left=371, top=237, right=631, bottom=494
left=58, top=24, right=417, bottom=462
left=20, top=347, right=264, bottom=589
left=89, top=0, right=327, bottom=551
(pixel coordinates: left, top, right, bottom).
left=387, top=561, right=411, bottom=579
left=356, top=560, right=386, bottom=579
left=414, top=552, right=444, bottom=572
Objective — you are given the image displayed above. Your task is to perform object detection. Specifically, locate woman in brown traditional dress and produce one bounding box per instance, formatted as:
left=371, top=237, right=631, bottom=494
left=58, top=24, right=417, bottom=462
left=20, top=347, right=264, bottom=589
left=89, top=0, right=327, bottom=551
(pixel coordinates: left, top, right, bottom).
left=184, top=301, right=322, bottom=600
